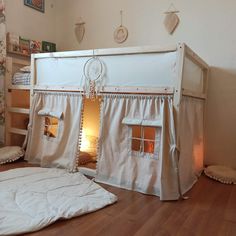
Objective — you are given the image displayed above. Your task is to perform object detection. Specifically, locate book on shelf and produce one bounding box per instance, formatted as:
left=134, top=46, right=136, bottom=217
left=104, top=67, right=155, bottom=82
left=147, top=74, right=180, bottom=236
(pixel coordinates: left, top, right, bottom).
left=7, top=32, right=56, bottom=56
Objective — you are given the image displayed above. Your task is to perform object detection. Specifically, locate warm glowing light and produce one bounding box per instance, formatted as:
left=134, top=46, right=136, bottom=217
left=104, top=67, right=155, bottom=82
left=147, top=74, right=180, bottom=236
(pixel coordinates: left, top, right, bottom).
left=80, top=128, right=98, bottom=155
left=80, top=129, right=91, bottom=151
left=193, top=142, right=204, bottom=173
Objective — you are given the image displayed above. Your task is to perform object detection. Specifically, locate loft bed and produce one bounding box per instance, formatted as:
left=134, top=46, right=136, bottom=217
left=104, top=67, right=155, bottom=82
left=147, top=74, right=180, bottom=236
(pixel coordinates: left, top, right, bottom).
left=24, top=43, right=209, bottom=201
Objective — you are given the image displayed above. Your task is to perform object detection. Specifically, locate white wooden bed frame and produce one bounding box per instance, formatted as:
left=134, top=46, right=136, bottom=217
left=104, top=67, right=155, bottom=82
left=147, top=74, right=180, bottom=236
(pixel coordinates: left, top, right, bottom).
left=30, top=43, right=209, bottom=153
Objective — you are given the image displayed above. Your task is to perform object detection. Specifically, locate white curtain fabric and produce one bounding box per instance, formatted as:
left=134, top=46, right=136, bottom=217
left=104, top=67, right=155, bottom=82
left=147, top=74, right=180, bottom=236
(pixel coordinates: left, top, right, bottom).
left=178, top=96, right=205, bottom=193
left=25, top=92, right=83, bottom=171
left=96, top=94, right=180, bottom=200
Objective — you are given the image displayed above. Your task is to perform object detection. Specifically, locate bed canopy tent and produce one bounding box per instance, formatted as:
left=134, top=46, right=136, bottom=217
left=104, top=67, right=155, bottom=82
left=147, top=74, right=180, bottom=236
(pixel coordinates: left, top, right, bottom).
left=24, top=43, right=209, bottom=200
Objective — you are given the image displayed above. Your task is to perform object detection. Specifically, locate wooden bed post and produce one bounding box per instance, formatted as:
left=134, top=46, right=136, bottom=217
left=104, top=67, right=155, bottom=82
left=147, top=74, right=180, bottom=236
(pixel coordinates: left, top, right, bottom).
left=173, top=43, right=185, bottom=149
left=4, top=57, right=13, bottom=146
left=202, top=67, right=210, bottom=166
left=30, top=54, right=36, bottom=107
left=173, top=43, right=209, bottom=199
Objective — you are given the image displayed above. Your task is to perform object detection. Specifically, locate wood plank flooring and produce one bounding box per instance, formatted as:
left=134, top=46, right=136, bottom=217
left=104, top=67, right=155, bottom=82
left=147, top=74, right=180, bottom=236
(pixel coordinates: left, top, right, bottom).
left=0, top=160, right=236, bottom=236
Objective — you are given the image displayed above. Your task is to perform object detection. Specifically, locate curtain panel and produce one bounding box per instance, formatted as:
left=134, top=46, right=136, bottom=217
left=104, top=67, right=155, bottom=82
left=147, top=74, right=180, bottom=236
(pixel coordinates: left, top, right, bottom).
left=25, top=91, right=83, bottom=171
left=96, top=94, right=180, bottom=200
left=178, top=96, right=205, bottom=193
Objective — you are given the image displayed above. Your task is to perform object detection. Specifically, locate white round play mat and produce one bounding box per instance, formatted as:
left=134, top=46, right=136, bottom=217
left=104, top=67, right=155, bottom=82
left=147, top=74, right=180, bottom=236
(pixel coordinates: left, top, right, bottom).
left=204, top=165, right=236, bottom=184
left=0, top=146, right=24, bottom=164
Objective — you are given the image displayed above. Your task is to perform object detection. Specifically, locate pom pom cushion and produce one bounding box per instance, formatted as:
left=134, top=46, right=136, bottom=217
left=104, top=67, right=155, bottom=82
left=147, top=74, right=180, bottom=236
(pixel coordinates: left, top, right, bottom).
left=0, top=146, right=24, bottom=164
left=204, top=165, right=236, bottom=184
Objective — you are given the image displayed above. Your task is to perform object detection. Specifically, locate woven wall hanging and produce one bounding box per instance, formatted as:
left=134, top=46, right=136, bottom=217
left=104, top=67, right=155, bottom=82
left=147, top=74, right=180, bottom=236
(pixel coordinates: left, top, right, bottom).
left=114, top=10, right=128, bottom=44
left=164, top=3, right=180, bottom=35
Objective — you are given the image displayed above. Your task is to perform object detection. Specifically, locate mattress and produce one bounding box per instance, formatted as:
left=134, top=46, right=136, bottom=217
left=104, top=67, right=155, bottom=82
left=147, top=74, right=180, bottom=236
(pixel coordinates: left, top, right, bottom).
left=0, top=167, right=117, bottom=235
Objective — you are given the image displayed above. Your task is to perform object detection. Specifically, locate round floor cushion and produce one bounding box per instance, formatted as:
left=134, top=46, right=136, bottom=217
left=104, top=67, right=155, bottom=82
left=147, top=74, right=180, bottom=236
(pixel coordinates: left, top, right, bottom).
left=204, top=165, right=236, bottom=184
left=0, top=146, right=24, bottom=164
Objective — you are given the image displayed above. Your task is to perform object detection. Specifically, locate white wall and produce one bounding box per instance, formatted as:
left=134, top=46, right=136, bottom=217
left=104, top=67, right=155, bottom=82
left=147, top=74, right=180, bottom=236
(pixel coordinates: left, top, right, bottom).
left=57, top=0, right=236, bottom=168
left=5, top=0, right=59, bottom=45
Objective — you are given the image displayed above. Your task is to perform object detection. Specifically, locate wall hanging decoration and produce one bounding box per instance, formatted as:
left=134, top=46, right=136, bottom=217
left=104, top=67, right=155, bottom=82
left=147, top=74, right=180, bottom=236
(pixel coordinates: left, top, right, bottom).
left=24, top=0, right=45, bottom=13
left=75, top=17, right=85, bottom=44
left=114, top=10, right=128, bottom=44
left=163, top=3, right=180, bottom=34
left=83, top=54, right=104, bottom=100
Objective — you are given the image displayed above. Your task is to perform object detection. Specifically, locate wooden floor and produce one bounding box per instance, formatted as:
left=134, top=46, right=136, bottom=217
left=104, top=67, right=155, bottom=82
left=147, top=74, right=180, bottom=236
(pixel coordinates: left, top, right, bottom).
left=1, top=161, right=236, bottom=236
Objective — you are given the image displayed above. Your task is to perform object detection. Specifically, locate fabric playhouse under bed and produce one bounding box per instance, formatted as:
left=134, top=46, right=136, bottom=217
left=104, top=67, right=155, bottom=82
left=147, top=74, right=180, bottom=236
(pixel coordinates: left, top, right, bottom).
left=0, top=167, right=117, bottom=235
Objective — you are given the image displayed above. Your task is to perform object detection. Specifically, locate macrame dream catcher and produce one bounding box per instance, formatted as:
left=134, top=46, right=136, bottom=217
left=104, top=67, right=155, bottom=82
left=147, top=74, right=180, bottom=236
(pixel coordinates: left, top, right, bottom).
left=164, top=3, right=180, bottom=34
left=83, top=55, right=104, bottom=100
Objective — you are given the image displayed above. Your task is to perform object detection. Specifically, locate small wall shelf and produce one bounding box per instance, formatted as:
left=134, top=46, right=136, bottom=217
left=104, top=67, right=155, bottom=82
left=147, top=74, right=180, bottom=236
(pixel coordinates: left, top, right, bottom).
left=7, top=107, right=30, bottom=114
left=9, top=128, right=28, bottom=136
left=8, top=85, right=30, bottom=90
left=7, top=49, right=31, bottom=58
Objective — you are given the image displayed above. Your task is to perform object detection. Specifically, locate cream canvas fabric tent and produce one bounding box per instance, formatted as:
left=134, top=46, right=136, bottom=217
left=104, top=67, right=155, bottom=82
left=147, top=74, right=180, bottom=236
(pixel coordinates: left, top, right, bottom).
left=25, top=44, right=209, bottom=200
